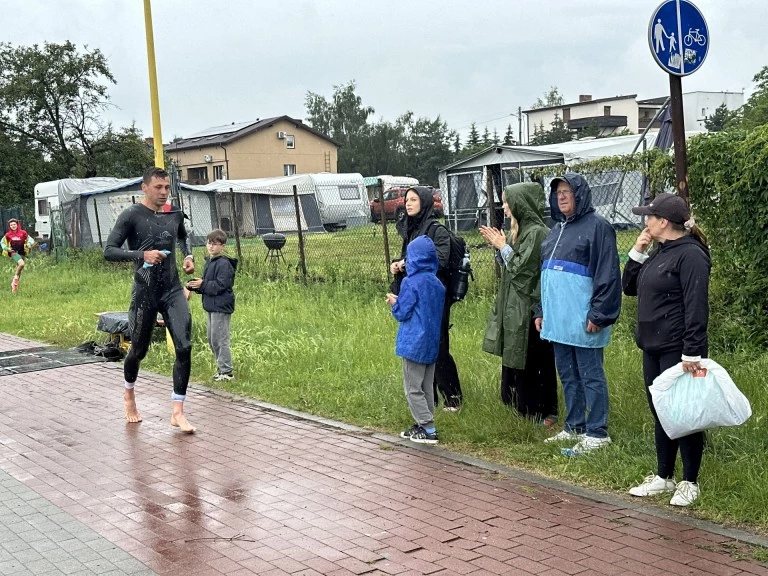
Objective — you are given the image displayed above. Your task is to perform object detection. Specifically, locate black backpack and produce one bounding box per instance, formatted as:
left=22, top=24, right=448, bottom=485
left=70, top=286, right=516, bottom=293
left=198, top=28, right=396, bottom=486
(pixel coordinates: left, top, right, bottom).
left=427, top=221, right=473, bottom=301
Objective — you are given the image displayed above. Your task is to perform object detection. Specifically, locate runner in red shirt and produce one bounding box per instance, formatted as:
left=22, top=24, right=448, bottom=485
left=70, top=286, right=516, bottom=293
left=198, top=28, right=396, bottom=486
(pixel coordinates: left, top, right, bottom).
left=1, top=219, right=35, bottom=293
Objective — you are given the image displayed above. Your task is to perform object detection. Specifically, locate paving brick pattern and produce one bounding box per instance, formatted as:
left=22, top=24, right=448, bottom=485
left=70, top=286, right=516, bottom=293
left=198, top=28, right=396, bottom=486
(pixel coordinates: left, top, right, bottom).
left=1, top=333, right=767, bottom=576
left=0, top=470, right=155, bottom=576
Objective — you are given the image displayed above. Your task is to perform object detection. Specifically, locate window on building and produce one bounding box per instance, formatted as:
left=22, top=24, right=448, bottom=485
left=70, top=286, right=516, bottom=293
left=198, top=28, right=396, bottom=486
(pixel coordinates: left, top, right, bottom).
left=286, top=135, right=295, bottom=149
left=213, top=165, right=224, bottom=180
left=562, top=108, right=571, bottom=122
left=37, top=199, right=49, bottom=216
left=701, top=107, right=707, bottom=116
left=604, top=106, right=611, bottom=116
left=188, top=167, right=208, bottom=183
left=338, top=185, right=360, bottom=200
left=284, top=164, right=297, bottom=176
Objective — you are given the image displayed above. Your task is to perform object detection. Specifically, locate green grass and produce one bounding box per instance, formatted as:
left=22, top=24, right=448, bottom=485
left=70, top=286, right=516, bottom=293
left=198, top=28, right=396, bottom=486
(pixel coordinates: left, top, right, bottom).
left=5, top=250, right=768, bottom=543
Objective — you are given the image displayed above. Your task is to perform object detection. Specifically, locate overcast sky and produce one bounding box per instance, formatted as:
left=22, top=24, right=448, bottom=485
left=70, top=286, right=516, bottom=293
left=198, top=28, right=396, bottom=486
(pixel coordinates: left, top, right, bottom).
left=3, top=0, right=766, bottom=145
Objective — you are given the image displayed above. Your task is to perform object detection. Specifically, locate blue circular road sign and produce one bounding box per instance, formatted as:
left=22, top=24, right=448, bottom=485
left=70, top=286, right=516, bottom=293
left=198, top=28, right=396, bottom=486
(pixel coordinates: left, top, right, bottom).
left=649, top=0, right=709, bottom=76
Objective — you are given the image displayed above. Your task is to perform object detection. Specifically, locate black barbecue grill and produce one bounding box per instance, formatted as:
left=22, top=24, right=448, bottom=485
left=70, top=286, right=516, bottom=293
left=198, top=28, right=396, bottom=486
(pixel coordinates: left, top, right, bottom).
left=262, top=233, right=286, bottom=263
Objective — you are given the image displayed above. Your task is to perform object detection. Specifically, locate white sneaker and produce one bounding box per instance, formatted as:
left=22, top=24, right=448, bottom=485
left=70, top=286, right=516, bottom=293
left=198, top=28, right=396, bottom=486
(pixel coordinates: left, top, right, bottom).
left=670, top=481, right=699, bottom=507
left=561, top=435, right=612, bottom=456
left=544, top=429, right=583, bottom=443
left=629, top=475, right=676, bottom=497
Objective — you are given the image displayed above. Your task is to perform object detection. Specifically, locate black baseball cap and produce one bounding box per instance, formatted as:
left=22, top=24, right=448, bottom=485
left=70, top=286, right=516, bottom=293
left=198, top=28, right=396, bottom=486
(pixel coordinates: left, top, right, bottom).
left=631, top=193, right=690, bottom=224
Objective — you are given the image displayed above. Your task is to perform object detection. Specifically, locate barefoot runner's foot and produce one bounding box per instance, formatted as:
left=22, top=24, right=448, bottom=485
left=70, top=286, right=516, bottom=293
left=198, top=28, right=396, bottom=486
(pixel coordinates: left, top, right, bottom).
left=123, top=388, right=142, bottom=423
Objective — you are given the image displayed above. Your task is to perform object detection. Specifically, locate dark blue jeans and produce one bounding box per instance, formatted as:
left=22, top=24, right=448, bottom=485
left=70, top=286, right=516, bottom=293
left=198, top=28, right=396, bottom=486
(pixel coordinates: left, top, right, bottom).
left=552, top=343, right=610, bottom=438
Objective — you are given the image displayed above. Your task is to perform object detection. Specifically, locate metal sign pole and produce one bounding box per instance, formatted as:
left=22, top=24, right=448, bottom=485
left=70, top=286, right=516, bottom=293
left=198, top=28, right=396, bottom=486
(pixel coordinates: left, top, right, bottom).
left=668, top=75, right=689, bottom=203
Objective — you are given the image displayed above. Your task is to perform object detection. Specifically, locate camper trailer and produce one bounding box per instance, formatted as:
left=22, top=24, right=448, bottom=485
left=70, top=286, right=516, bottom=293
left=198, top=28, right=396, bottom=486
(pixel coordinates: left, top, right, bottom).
left=309, top=173, right=369, bottom=230
left=33, top=180, right=61, bottom=239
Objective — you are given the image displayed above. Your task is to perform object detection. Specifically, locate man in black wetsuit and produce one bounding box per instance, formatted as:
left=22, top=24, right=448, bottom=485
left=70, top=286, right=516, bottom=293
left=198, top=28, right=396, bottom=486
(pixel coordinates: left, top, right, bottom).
left=104, top=166, right=197, bottom=432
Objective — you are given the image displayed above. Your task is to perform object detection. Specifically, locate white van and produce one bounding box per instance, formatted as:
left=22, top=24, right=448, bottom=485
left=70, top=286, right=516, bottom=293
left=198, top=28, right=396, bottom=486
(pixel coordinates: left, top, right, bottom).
left=34, top=180, right=60, bottom=239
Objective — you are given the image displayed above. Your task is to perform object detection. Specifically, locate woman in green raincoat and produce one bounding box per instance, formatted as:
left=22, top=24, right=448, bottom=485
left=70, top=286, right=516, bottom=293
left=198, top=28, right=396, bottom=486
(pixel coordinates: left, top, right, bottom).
left=480, top=182, right=558, bottom=424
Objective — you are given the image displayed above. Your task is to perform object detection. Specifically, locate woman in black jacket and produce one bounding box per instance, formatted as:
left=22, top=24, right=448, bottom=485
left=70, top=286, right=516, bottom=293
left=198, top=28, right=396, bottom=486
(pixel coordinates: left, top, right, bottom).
left=390, top=186, right=462, bottom=411
left=622, top=193, right=710, bottom=507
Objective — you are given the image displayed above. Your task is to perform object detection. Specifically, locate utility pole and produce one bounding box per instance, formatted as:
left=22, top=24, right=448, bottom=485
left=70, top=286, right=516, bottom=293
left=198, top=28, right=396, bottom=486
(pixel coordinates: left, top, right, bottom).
left=517, top=106, right=523, bottom=145
left=143, top=0, right=164, bottom=169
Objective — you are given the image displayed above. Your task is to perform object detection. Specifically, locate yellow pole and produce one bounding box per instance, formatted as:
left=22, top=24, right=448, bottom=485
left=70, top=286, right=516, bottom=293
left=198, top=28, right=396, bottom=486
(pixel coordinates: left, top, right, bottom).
left=143, top=0, right=164, bottom=169
left=143, top=0, right=175, bottom=351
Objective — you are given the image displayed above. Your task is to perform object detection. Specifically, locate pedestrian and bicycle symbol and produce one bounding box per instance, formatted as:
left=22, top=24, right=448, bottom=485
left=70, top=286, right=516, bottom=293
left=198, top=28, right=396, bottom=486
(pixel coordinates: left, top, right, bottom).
left=649, top=0, right=709, bottom=76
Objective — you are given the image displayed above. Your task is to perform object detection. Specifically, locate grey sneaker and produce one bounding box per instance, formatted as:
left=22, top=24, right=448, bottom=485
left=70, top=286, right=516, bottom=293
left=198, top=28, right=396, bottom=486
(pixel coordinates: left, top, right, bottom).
left=214, top=372, right=234, bottom=382
left=400, top=424, right=420, bottom=439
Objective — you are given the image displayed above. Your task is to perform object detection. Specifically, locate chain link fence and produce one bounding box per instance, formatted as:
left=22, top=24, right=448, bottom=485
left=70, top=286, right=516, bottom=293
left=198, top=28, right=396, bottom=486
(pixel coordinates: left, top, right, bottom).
left=52, top=168, right=648, bottom=294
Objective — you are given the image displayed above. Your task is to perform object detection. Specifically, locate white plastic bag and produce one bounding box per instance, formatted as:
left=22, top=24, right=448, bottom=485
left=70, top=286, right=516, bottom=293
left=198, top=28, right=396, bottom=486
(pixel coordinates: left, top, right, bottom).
left=649, top=359, right=752, bottom=440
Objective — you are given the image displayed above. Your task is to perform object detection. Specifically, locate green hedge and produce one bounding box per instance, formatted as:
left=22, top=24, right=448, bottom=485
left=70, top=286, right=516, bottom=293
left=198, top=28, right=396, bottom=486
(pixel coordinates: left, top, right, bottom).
left=688, top=125, right=768, bottom=349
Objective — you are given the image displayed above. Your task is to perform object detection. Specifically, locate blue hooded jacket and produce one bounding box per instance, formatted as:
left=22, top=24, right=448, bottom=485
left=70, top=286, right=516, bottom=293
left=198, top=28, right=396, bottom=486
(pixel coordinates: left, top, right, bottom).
left=391, top=235, right=445, bottom=364
left=538, top=173, right=621, bottom=348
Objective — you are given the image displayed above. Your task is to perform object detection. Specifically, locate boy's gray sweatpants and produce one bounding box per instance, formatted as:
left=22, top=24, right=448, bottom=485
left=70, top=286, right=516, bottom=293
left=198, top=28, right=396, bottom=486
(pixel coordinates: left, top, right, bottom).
left=206, top=312, right=232, bottom=375
left=402, top=358, right=436, bottom=429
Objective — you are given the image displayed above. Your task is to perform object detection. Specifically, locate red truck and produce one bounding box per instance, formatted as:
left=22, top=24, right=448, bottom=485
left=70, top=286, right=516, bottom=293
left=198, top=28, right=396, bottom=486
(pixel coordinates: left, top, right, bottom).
left=370, top=186, right=444, bottom=222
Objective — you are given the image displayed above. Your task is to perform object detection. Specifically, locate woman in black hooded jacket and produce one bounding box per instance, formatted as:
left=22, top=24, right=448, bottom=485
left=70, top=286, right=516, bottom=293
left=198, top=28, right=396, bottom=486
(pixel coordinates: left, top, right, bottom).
left=390, top=186, right=462, bottom=410
left=622, top=193, right=711, bottom=508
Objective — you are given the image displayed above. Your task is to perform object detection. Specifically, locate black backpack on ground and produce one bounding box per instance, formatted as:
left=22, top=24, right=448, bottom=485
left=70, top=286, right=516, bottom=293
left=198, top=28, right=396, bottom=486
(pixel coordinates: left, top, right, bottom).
left=427, top=221, right=473, bottom=302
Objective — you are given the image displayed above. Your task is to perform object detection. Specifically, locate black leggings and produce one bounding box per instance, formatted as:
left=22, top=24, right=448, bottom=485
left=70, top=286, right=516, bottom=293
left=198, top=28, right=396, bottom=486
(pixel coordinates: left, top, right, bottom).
left=433, top=295, right=462, bottom=406
left=125, top=283, right=192, bottom=400
left=643, top=350, right=704, bottom=482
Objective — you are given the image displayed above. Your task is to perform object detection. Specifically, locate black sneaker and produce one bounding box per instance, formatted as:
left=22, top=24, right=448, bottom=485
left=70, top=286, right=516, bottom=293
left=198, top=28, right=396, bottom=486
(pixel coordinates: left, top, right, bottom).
left=410, top=427, right=439, bottom=445
left=400, top=424, right=420, bottom=439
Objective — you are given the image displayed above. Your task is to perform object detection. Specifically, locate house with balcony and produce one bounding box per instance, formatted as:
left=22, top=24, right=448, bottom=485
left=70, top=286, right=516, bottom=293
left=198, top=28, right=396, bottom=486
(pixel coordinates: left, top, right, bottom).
left=524, top=92, right=743, bottom=142
left=525, top=94, right=640, bottom=139
left=167, top=116, right=339, bottom=184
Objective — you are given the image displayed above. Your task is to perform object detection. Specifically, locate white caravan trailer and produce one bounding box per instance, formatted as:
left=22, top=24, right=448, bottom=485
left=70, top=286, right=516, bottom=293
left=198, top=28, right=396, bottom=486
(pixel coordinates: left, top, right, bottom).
left=308, top=172, right=369, bottom=230
left=33, top=181, right=61, bottom=239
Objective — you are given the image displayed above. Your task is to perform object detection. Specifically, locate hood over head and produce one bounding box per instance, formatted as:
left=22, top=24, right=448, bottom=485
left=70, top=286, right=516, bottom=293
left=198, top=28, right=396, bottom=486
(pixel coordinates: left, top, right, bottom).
left=549, top=173, right=595, bottom=222
left=504, top=182, right=546, bottom=227
left=404, top=186, right=436, bottom=233
left=405, top=235, right=438, bottom=276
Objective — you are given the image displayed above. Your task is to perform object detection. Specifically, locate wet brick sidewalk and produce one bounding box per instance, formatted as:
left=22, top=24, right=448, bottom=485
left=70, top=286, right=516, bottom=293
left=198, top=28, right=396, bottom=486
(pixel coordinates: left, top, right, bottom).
left=1, top=333, right=767, bottom=576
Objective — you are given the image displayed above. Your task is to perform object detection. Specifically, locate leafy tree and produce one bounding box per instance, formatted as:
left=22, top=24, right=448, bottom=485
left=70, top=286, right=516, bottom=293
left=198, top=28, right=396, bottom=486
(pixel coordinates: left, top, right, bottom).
left=305, top=81, right=456, bottom=183
left=305, top=80, right=375, bottom=174
left=74, top=124, right=154, bottom=178
left=726, top=67, right=768, bottom=130
left=394, top=112, right=455, bottom=184
left=503, top=124, right=515, bottom=145
left=0, top=130, right=50, bottom=209
left=0, top=41, right=115, bottom=177
left=530, top=86, right=565, bottom=109
left=529, top=113, right=572, bottom=145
